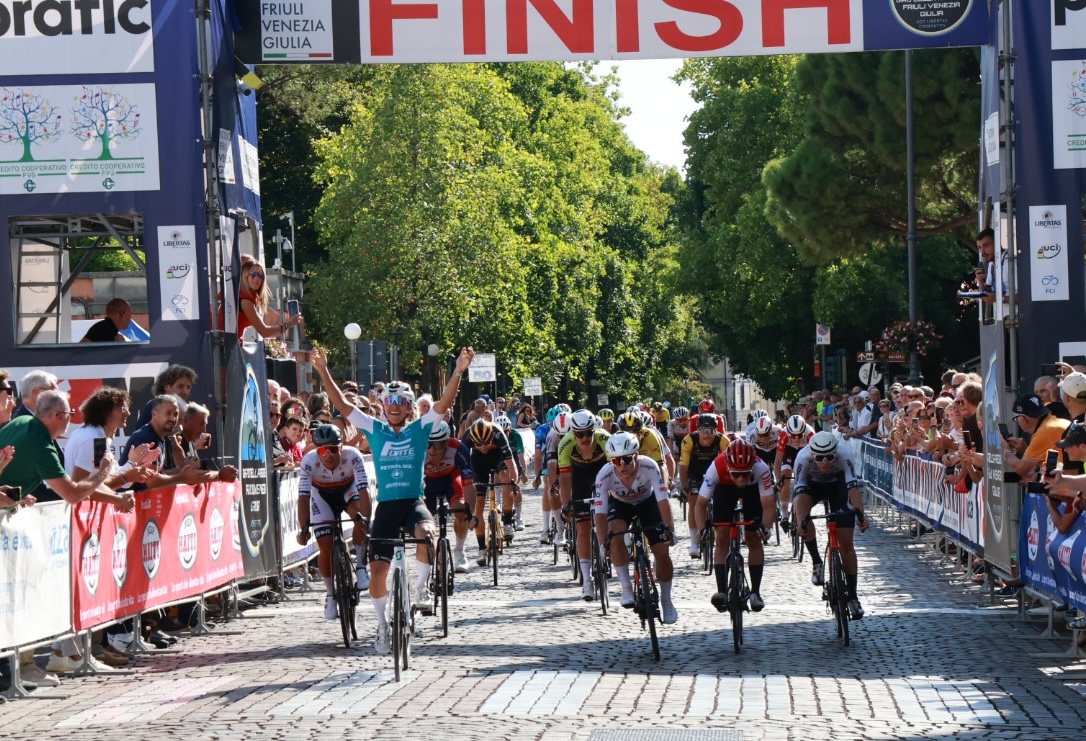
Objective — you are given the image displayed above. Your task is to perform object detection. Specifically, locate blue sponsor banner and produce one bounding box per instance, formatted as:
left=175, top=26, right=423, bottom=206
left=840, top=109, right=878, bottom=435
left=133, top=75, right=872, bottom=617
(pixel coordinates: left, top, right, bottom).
left=864, top=0, right=989, bottom=51
left=1020, top=493, right=1086, bottom=612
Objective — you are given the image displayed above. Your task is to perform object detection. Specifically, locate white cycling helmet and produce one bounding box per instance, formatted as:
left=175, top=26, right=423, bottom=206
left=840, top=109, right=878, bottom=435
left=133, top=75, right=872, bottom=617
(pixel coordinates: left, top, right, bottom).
left=809, top=431, right=838, bottom=456
left=605, top=432, right=640, bottom=459
left=553, top=411, right=574, bottom=436
left=429, top=420, right=451, bottom=443
left=638, top=410, right=655, bottom=428
left=754, top=417, right=774, bottom=436
left=556, top=403, right=572, bottom=414
left=594, top=414, right=603, bottom=429
left=494, top=413, right=512, bottom=431
left=753, top=409, right=769, bottom=420
left=570, top=409, right=595, bottom=432
left=381, top=380, right=415, bottom=402
left=785, top=414, right=807, bottom=436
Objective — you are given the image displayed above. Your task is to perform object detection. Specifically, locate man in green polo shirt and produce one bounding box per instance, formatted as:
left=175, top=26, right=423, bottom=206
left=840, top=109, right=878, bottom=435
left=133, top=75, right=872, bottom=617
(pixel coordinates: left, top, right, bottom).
left=0, top=389, right=133, bottom=510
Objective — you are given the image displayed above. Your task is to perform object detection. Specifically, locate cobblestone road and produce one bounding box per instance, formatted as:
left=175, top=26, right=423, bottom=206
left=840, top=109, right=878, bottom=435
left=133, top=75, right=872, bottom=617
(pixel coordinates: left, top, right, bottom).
left=6, top=492, right=1086, bottom=740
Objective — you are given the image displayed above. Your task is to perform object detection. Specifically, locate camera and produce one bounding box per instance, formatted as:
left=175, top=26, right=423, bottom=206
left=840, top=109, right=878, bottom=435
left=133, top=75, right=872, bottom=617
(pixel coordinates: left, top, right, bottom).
left=1026, top=481, right=1047, bottom=495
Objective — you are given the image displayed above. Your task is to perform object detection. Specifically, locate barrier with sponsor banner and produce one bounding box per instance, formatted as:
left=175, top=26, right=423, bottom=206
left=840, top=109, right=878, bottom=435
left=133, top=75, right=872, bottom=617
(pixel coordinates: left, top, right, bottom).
left=71, top=482, right=245, bottom=631
left=1019, top=493, right=1086, bottom=613
left=0, top=502, right=71, bottom=651
left=857, top=438, right=983, bottom=552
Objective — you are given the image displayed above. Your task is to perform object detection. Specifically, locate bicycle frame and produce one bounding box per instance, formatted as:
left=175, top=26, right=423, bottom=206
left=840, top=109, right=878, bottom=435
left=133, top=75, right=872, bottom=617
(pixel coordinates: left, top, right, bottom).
left=801, top=504, right=851, bottom=647
left=368, top=531, right=434, bottom=681
left=713, top=500, right=757, bottom=653
left=609, top=518, right=661, bottom=661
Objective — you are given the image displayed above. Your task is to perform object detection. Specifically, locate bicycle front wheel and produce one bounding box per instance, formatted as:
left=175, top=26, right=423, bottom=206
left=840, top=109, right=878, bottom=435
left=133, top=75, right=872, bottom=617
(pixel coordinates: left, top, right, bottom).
left=591, top=530, right=608, bottom=615
left=832, top=551, right=850, bottom=647
left=332, top=539, right=353, bottom=649
left=637, top=551, right=660, bottom=661
left=488, top=510, right=500, bottom=586
left=791, top=515, right=803, bottom=562
left=436, top=538, right=452, bottom=638
left=391, top=570, right=405, bottom=681
left=727, top=553, right=744, bottom=653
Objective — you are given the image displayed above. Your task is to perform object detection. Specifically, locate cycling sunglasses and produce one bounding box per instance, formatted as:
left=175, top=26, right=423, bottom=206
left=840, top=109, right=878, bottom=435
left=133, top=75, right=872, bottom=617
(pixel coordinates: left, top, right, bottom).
left=814, top=453, right=836, bottom=463
left=730, top=469, right=753, bottom=477
left=427, top=440, right=446, bottom=450
left=573, top=430, right=594, bottom=439
left=612, top=455, right=637, bottom=466
left=317, top=445, right=341, bottom=455
left=384, top=395, right=412, bottom=406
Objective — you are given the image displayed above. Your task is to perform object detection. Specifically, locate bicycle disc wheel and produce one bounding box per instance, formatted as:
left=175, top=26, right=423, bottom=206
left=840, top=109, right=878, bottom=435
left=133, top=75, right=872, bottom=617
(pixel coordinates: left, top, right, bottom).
left=638, top=552, right=660, bottom=661
left=333, top=540, right=352, bottom=649
left=488, top=510, right=500, bottom=586
left=833, top=552, right=850, bottom=646
left=391, top=571, right=404, bottom=681
left=437, top=539, right=451, bottom=638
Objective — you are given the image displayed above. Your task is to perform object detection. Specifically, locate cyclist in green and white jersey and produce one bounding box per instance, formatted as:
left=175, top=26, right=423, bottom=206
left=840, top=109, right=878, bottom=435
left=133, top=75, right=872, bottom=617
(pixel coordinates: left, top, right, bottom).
left=312, top=346, right=474, bottom=654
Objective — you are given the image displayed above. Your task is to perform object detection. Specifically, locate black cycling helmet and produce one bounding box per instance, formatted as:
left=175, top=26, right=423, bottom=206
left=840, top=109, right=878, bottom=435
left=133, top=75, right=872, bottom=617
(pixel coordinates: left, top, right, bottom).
left=313, top=424, right=342, bottom=447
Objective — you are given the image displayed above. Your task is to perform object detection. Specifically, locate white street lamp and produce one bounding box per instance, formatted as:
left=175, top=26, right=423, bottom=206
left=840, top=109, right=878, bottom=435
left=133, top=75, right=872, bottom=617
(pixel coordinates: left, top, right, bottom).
left=344, top=323, right=361, bottom=385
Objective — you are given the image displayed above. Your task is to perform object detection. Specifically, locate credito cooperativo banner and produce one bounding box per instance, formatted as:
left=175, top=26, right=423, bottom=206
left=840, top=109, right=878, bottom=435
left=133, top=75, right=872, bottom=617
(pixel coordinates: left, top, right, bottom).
left=71, top=482, right=244, bottom=632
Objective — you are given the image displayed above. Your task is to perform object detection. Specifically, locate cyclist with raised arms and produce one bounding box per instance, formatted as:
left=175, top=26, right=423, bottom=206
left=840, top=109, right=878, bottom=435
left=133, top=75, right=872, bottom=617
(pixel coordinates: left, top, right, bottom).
left=791, top=431, right=869, bottom=619
left=695, top=440, right=775, bottom=613
left=296, top=424, right=372, bottom=620
left=774, top=414, right=814, bottom=532
left=593, top=432, right=678, bottom=624
left=679, top=413, right=730, bottom=558
left=312, top=345, right=473, bottom=655
left=557, top=409, right=611, bottom=600
left=423, top=421, right=480, bottom=574
left=750, top=416, right=781, bottom=468
left=463, top=418, right=517, bottom=564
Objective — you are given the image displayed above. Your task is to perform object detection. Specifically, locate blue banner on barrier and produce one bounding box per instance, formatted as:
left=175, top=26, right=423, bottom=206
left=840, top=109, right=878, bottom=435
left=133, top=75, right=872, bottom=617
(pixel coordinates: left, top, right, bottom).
left=1020, top=493, right=1086, bottom=612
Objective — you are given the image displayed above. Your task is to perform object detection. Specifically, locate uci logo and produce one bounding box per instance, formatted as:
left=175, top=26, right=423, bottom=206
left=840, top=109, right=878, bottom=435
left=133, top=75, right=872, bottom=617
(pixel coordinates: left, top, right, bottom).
left=1036, top=243, right=1062, bottom=259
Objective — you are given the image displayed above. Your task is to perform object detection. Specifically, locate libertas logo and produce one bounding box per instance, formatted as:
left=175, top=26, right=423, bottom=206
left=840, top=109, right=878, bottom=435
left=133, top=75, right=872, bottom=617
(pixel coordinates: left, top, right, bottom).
left=1034, top=211, right=1063, bottom=228
left=890, top=0, right=972, bottom=36
left=0, top=0, right=151, bottom=38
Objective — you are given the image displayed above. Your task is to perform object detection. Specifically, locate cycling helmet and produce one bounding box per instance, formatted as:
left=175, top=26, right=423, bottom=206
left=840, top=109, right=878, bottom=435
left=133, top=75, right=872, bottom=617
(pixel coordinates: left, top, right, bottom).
left=617, top=411, right=643, bottom=433
left=637, top=410, right=655, bottom=428
left=553, top=411, right=574, bottom=436
left=312, top=424, right=342, bottom=446
left=605, top=432, right=640, bottom=459
left=698, top=399, right=716, bottom=413
left=723, top=439, right=757, bottom=473
left=672, top=406, right=689, bottom=421
left=696, top=413, right=718, bottom=430
left=754, top=417, right=774, bottom=436
left=785, top=414, right=807, bottom=436
left=809, top=431, right=838, bottom=456
left=467, top=419, right=496, bottom=447
left=753, top=409, right=769, bottom=420
left=593, top=414, right=603, bottom=429
left=429, top=421, right=451, bottom=443
left=598, top=407, right=615, bottom=421
left=545, top=406, right=560, bottom=423
left=557, top=403, right=572, bottom=414
left=494, top=413, right=512, bottom=431
left=652, top=401, right=663, bottom=410
left=570, top=409, right=595, bottom=432
left=381, top=380, right=415, bottom=403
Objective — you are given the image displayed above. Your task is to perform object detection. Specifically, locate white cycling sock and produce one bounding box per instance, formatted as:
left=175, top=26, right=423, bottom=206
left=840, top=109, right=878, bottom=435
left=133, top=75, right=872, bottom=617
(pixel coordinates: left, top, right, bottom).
left=455, top=535, right=466, bottom=551
left=688, top=528, right=698, bottom=541
left=616, top=565, right=632, bottom=591
left=542, top=510, right=551, bottom=531
left=579, top=559, right=592, bottom=585
left=355, top=545, right=366, bottom=565
left=416, top=562, right=432, bottom=591
left=323, top=577, right=334, bottom=595
left=373, top=596, right=388, bottom=627
left=660, top=580, right=673, bottom=601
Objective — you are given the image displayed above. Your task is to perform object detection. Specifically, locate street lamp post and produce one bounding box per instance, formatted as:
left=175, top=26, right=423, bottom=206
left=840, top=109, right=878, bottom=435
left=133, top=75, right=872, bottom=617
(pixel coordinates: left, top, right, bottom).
left=344, top=323, right=361, bottom=385
left=427, top=343, right=440, bottom=394
left=280, top=211, right=296, bottom=273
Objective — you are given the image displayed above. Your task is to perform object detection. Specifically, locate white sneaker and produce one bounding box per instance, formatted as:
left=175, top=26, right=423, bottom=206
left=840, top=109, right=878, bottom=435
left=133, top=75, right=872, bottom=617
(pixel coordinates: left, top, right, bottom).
left=620, top=589, right=635, bottom=608
left=415, top=586, right=433, bottom=613
left=554, top=529, right=567, bottom=546
left=20, top=663, right=60, bottom=687
left=356, top=567, right=370, bottom=591
left=661, top=600, right=678, bottom=624
left=454, top=549, right=468, bottom=573
left=581, top=583, right=594, bottom=601
left=374, top=624, right=391, bottom=655
left=514, top=516, right=525, bottom=531
left=85, top=655, right=118, bottom=674
left=688, top=544, right=700, bottom=558
left=46, top=654, right=79, bottom=674
left=324, top=595, right=338, bottom=620
left=107, top=632, right=136, bottom=654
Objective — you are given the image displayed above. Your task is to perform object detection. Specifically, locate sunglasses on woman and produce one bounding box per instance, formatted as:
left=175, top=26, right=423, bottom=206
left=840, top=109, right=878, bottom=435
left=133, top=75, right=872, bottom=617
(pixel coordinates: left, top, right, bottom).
left=249, top=270, right=265, bottom=279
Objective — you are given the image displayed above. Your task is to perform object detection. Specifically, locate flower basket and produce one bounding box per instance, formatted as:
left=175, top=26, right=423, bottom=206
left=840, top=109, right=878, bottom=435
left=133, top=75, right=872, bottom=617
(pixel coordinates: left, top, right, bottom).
left=873, top=320, right=942, bottom=358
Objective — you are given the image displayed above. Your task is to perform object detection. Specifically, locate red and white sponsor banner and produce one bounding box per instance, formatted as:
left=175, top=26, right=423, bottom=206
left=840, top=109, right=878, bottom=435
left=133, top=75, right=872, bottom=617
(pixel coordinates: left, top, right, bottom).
left=0, top=502, right=71, bottom=650
left=71, top=482, right=244, bottom=631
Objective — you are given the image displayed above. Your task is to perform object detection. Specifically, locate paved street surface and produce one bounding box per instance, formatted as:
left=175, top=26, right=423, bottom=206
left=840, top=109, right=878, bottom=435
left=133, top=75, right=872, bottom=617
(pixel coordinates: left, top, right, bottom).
left=7, top=491, right=1086, bottom=740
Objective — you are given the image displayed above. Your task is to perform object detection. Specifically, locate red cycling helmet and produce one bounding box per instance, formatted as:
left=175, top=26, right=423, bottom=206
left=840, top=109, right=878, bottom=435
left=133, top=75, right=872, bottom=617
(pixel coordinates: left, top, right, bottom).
left=698, top=399, right=716, bottom=413
left=723, top=440, right=757, bottom=473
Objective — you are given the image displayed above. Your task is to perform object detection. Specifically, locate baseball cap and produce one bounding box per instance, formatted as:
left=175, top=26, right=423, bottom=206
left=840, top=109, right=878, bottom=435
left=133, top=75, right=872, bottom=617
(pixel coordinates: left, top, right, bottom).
left=1011, top=393, right=1049, bottom=419
left=1057, top=423, right=1086, bottom=449
left=480, top=394, right=491, bottom=402
left=1059, top=372, right=1086, bottom=402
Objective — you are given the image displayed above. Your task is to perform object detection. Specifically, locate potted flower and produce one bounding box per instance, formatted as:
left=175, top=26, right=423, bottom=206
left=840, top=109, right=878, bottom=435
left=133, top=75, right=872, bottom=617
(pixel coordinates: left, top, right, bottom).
left=874, top=320, right=942, bottom=358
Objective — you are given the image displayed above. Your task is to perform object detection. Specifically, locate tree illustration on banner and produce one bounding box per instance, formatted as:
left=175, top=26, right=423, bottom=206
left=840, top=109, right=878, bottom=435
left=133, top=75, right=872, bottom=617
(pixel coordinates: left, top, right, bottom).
left=0, top=88, right=63, bottom=162
left=71, top=86, right=141, bottom=161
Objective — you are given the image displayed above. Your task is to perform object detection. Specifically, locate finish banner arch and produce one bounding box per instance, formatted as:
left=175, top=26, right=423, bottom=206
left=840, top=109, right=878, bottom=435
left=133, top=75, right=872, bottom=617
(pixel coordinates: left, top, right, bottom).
left=234, top=0, right=989, bottom=64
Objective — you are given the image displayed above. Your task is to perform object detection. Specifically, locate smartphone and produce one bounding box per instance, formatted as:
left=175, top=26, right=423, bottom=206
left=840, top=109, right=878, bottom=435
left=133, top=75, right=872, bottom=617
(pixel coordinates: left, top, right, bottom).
left=8, top=486, right=21, bottom=500
left=287, top=299, right=300, bottom=317
left=963, top=430, right=973, bottom=449
left=1041, top=363, right=1059, bottom=378
left=1046, top=449, right=1060, bottom=476
left=93, top=437, right=108, bottom=467
left=998, top=423, right=1011, bottom=440
left=911, top=418, right=919, bottom=429
left=935, top=407, right=944, bottom=425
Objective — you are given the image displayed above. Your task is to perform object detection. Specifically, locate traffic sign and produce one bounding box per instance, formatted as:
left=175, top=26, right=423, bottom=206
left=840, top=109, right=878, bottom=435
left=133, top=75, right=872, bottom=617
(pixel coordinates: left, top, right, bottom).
left=855, top=351, right=907, bottom=364
left=816, top=324, right=831, bottom=345
left=856, top=351, right=875, bottom=363
left=468, top=352, right=497, bottom=383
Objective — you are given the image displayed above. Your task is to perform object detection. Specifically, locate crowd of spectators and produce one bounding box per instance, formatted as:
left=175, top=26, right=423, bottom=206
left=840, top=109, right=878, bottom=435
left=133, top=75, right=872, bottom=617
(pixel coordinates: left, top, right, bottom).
left=0, top=364, right=240, bottom=693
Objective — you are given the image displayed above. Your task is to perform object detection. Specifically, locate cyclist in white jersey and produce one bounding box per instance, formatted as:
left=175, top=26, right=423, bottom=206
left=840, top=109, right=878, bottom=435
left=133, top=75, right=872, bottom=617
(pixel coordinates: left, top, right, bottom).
left=296, top=425, right=371, bottom=620
left=313, top=346, right=474, bottom=654
left=593, top=432, right=678, bottom=624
